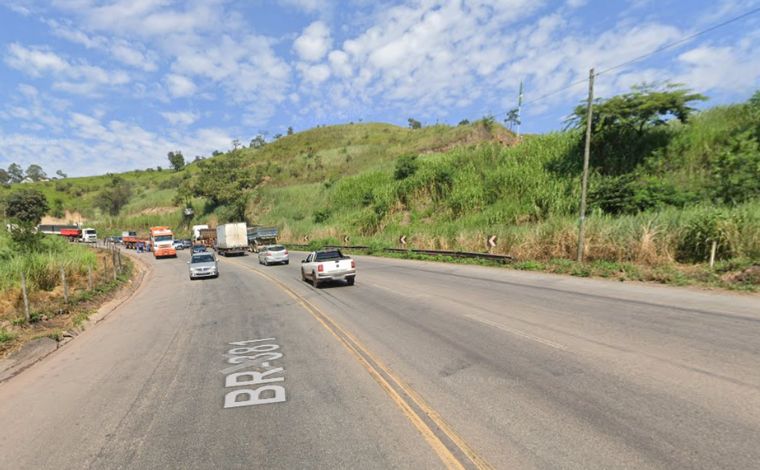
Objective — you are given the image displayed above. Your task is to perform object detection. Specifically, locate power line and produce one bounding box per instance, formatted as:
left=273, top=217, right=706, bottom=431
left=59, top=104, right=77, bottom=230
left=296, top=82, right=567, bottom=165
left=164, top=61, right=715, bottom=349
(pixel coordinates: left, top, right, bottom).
left=520, top=5, right=760, bottom=107
left=597, top=5, right=760, bottom=76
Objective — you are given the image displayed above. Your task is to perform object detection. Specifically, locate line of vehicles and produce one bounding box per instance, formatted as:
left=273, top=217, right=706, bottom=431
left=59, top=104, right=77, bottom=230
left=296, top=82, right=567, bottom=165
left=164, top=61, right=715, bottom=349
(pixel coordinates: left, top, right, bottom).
left=50, top=220, right=357, bottom=287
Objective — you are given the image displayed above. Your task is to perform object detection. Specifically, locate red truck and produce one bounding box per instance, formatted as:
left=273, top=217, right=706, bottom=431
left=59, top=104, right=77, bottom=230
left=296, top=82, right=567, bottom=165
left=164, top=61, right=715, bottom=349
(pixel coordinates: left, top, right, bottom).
left=37, top=225, right=81, bottom=241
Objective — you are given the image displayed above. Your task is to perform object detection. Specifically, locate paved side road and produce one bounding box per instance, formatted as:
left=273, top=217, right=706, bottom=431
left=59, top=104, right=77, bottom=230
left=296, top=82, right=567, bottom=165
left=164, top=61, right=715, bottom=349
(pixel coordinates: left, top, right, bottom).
left=1, top=249, right=758, bottom=469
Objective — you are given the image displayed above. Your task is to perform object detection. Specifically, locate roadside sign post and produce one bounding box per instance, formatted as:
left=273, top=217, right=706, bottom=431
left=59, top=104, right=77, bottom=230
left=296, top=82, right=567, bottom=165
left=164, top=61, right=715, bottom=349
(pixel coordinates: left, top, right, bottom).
left=487, top=235, right=497, bottom=252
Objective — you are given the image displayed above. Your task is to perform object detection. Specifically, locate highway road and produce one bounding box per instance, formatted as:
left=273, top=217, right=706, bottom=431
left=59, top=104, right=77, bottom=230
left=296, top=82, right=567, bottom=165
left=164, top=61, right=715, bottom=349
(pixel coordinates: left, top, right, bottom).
left=1, top=249, right=759, bottom=469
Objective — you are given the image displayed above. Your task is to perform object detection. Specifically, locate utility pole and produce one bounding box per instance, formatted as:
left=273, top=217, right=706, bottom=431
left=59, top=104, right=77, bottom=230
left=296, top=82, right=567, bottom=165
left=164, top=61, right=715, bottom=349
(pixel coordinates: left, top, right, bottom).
left=516, top=81, right=524, bottom=138
left=577, top=68, right=594, bottom=263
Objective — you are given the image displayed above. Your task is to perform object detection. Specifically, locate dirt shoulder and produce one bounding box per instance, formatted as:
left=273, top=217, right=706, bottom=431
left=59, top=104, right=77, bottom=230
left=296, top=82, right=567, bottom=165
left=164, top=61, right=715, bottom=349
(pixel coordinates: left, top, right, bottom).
left=0, top=248, right=150, bottom=382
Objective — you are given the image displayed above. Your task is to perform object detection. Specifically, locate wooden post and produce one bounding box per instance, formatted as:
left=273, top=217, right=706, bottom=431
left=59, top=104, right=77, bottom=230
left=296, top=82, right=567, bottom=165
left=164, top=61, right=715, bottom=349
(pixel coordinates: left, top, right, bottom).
left=709, top=240, right=717, bottom=268
left=60, top=266, right=69, bottom=304
left=20, top=271, right=30, bottom=323
left=577, top=68, right=595, bottom=263
left=87, top=264, right=93, bottom=290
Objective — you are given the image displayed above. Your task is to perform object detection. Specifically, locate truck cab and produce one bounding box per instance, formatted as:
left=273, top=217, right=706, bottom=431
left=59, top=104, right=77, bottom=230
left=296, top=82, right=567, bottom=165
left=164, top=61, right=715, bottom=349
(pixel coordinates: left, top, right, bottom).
left=149, top=226, right=177, bottom=258
left=81, top=228, right=97, bottom=243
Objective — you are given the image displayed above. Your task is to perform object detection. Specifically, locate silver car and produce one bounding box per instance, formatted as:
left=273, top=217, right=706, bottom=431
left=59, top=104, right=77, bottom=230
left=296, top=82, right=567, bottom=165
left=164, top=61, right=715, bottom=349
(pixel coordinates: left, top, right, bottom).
left=258, top=244, right=289, bottom=266
left=188, top=252, right=219, bottom=279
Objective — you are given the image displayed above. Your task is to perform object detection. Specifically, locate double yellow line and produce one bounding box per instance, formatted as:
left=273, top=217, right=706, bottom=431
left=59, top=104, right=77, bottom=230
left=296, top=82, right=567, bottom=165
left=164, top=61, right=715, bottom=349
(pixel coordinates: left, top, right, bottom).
left=224, top=257, right=493, bottom=470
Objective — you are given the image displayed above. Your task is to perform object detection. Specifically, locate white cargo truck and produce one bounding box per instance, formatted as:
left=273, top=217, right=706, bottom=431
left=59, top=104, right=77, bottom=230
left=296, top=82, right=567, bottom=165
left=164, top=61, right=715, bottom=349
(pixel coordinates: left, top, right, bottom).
left=192, top=224, right=209, bottom=241
left=215, top=223, right=248, bottom=256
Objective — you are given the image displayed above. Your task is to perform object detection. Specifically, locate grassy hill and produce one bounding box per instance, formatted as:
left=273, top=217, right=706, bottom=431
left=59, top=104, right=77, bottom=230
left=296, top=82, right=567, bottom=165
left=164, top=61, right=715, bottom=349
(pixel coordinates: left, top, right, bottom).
left=2, top=94, right=759, bottom=289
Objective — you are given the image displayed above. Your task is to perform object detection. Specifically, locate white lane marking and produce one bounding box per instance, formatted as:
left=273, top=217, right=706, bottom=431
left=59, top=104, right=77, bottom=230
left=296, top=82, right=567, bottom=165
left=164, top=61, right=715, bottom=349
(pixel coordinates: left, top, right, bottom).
left=465, top=315, right=566, bottom=351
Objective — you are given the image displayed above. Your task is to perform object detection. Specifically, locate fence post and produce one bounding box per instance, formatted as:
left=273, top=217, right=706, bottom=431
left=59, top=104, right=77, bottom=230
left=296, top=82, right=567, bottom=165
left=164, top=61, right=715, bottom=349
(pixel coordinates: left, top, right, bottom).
left=20, top=271, right=30, bottom=323
left=60, top=266, right=69, bottom=304
left=112, top=249, right=118, bottom=281
left=709, top=240, right=717, bottom=269
left=87, top=264, right=93, bottom=290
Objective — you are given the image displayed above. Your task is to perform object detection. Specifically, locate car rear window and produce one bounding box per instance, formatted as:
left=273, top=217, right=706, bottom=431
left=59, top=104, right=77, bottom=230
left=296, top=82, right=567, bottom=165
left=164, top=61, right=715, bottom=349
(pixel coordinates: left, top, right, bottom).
left=192, top=254, right=215, bottom=263
left=315, top=250, right=343, bottom=261
left=268, top=245, right=285, bottom=252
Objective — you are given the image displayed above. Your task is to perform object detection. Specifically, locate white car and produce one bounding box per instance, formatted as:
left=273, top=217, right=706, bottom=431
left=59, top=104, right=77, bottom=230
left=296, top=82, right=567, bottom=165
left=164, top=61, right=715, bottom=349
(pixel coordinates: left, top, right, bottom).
left=301, top=248, right=355, bottom=287
left=258, top=244, right=289, bottom=265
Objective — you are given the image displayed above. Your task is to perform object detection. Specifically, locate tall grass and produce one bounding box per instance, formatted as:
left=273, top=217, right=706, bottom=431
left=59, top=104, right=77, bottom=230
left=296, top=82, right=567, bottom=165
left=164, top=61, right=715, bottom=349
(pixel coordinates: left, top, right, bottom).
left=250, top=130, right=759, bottom=267
left=0, top=233, right=97, bottom=292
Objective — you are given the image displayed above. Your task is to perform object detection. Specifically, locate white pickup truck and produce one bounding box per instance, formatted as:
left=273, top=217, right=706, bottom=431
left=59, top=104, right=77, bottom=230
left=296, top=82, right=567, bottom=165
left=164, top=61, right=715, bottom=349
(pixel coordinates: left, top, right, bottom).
left=301, top=248, right=356, bottom=287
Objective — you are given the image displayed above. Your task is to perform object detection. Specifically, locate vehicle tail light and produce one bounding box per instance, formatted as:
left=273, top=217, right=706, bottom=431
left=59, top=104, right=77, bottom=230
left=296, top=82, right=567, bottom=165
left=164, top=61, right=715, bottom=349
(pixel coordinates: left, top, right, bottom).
left=284, top=250, right=288, bottom=255
left=351, top=260, right=356, bottom=268
left=317, top=264, right=324, bottom=272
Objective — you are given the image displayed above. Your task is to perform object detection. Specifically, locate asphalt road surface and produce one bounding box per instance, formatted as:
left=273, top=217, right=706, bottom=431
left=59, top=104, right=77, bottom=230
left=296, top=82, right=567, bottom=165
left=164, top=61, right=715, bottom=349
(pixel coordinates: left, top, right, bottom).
left=1, top=249, right=759, bottom=469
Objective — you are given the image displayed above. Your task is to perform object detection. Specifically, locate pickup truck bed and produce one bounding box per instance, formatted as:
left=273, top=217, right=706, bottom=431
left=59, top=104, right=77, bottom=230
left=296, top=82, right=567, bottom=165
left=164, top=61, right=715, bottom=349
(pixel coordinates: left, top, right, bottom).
left=301, top=249, right=356, bottom=287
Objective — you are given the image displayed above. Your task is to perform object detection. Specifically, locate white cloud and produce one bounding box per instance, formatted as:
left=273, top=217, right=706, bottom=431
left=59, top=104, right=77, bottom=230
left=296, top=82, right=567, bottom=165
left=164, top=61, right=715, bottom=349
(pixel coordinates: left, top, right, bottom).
left=675, top=43, right=760, bottom=92
left=5, top=43, right=130, bottom=95
left=161, top=111, right=199, bottom=126
left=0, top=111, right=233, bottom=176
left=294, top=21, right=332, bottom=62
left=5, top=43, right=68, bottom=76
left=277, top=0, right=323, bottom=13
left=0, top=84, right=68, bottom=133
left=298, top=63, right=331, bottom=84
left=164, top=73, right=197, bottom=97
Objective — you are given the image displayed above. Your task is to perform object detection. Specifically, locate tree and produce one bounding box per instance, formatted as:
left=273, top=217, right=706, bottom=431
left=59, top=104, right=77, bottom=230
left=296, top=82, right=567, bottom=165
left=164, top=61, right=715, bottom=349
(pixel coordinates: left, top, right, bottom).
left=504, top=108, right=520, bottom=131
left=567, top=82, right=707, bottom=175
left=56, top=169, right=68, bottom=179
left=168, top=151, right=185, bottom=171
left=287, top=126, right=294, bottom=136
left=407, top=118, right=422, bottom=129
left=6, top=189, right=48, bottom=225
left=188, top=152, right=259, bottom=220
left=6, top=189, right=48, bottom=249
left=0, top=169, right=9, bottom=186
left=26, top=164, right=47, bottom=182
left=458, top=119, right=470, bottom=126
left=7, top=163, right=24, bottom=183
left=232, top=139, right=241, bottom=150
left=250, top=135, right=266, bottom=149
left=95, top=175, right=132, bottom=216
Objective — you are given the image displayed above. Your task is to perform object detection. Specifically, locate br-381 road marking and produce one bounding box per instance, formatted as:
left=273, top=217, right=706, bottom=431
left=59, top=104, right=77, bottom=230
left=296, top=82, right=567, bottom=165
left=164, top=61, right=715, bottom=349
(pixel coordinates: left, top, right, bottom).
left=222, top=337, right=287, bottom=408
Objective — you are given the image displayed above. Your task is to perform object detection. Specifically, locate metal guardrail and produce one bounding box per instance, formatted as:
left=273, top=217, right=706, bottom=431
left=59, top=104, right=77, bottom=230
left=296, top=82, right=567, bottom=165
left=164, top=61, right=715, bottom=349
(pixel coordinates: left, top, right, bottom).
left=284, top=244, right=514, bottom=263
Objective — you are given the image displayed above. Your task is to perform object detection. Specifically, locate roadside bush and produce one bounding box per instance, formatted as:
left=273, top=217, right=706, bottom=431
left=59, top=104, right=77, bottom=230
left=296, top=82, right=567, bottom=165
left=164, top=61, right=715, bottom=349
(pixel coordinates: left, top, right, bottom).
left=394, top=155, right=418, bottom=180
left=677, top=208, right=736, bottom=262
left=313, top=209, right=330, bottom=224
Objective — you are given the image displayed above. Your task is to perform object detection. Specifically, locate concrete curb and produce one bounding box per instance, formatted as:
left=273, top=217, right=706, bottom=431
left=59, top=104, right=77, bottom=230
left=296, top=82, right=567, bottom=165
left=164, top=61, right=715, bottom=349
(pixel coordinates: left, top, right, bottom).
left=0, top=249, right=151, bottom=384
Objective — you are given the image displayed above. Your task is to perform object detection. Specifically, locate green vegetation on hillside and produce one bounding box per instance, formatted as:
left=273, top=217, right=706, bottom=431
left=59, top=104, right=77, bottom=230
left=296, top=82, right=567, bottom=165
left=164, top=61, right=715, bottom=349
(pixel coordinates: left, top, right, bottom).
left=2, top=86, right=758, bottom=289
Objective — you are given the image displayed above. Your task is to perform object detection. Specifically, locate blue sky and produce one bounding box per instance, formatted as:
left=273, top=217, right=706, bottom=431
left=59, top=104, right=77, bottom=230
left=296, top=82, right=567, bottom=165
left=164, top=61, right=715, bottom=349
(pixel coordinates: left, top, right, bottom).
left=1, top=0, right=759, bottom=176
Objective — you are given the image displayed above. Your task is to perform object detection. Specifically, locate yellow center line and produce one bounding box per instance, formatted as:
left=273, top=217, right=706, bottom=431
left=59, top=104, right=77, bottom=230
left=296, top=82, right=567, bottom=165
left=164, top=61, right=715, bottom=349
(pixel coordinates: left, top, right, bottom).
left=223, top=257, right=493, bottom=470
